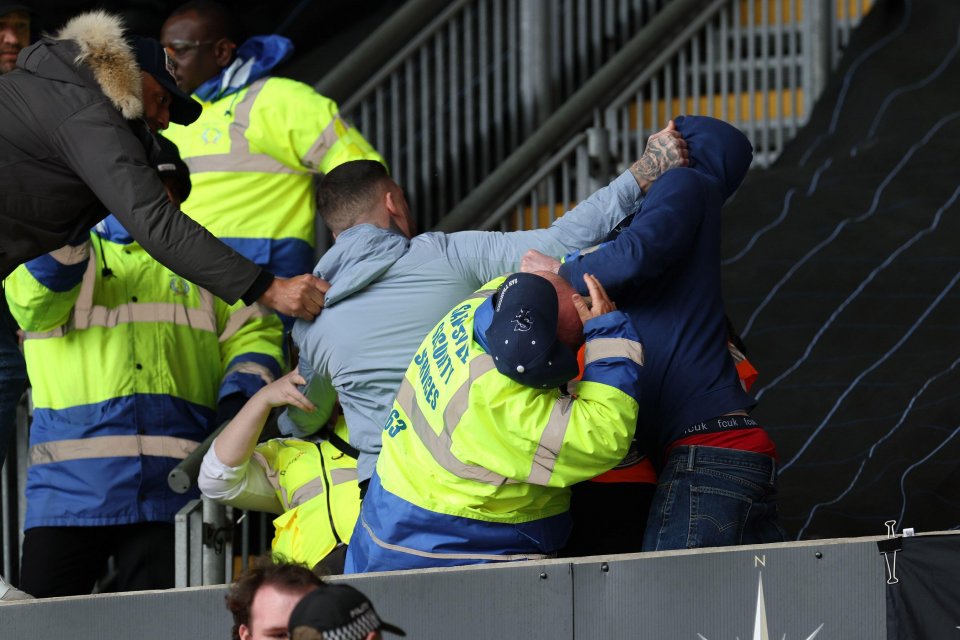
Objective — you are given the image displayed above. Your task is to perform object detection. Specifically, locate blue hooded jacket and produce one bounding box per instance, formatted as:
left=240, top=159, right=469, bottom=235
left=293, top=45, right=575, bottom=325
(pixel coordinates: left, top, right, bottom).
left=193, top=35, right=294, bottom=103
left=559, top=116, right=756, bottom=459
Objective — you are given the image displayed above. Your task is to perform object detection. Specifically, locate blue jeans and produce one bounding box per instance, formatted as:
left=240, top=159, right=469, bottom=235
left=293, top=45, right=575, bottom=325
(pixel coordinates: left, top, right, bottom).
left=0, top=294, right=27, bottom=468
left=642, top=445, right=786, bottom=551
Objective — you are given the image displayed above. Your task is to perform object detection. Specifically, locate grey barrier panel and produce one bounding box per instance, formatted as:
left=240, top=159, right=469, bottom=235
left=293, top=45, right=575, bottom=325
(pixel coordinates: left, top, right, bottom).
left=0, top=585, right=233, bottom=640
left=0, top=534, right=913, bottom=639
left=336, top=560, right=575, bottom=640
left=571, top=537, right=887, bottom=639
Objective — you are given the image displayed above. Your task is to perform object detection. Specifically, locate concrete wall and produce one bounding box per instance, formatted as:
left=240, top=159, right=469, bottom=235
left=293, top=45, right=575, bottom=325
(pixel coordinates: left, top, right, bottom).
left=0, top=535, right=898, bottom=639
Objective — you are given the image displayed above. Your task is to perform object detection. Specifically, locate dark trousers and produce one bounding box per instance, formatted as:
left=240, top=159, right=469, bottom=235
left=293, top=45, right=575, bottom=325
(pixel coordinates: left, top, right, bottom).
left=561, top=481, right=656, bottom=557
left=20, top=522, right=175, bottom=598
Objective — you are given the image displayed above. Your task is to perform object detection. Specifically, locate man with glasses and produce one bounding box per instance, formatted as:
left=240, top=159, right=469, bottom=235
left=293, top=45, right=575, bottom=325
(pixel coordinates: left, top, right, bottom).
left=161, top=1, right=383, bottom=297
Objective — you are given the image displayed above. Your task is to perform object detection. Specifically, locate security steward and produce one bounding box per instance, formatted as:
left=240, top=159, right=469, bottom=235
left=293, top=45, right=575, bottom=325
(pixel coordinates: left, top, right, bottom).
left=161, top=1, right=384, bottom=284
left=345, top=271, right=646, bottom=573
left=6, top=137, right=285, bottom=597
left=199, top=371, right=360, bottom=574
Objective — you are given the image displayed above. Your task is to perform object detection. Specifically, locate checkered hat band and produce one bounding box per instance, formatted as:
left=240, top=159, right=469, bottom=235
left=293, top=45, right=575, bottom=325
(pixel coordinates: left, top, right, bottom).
left=323, top=609, right=380, bottom=640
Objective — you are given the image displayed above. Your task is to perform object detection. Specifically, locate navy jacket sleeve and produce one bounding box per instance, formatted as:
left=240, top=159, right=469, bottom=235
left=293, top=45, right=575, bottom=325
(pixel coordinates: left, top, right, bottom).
left=559, top=170, right=705, bottom=295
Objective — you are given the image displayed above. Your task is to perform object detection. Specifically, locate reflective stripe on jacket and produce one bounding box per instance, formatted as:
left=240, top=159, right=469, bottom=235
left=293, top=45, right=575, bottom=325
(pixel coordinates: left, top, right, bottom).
left=4, top=227, right=284, bottom=528
left=253, top=418, right=360, bottom=568
left=348, top=278, right=645, bottom=571
left=164, top=77, right=384, bottom=278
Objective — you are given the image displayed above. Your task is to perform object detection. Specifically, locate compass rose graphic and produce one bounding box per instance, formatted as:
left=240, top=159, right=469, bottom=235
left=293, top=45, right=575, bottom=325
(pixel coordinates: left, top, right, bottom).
left=697, top=573, right=824, bottom=640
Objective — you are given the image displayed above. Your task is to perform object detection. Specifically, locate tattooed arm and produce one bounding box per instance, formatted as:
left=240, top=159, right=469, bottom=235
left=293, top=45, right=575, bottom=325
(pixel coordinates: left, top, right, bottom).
left=630, top=120, right=688, bottom=193
left=517, top=120, right=689, bottom=275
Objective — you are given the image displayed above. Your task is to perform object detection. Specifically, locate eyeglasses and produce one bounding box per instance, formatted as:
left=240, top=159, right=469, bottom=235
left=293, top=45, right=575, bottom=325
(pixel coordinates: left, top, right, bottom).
left=163, top=39, right=218, bottom=58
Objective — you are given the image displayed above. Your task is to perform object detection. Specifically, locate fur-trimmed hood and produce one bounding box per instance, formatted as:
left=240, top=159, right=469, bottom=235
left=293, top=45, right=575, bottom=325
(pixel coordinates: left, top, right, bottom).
left=54, top=11, right=143, bottom=119
left=0, top=10, right=263, bottom=300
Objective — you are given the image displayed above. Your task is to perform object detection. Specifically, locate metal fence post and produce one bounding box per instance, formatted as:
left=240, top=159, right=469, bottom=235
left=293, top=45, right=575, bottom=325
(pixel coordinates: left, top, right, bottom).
left=175, top=499, right=196, bottom=587
left=586, top=124, right=612, bottom=197
left=2, top=390, right=30, bottom=583
left=175, top=499, right=212, bottom=587
left=15, top=390, right=28, bottom=555
left=176, top=498, right=233, bottom=587
left=201, top=498, right=229, bottom=585
left=808, top=0, right=833, bottom=107
left=519, top=1, right=554, bottom=138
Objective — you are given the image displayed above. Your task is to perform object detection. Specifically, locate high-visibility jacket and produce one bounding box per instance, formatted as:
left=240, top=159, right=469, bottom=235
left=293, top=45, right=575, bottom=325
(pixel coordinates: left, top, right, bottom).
left=346, top=277, right=646, bottom=573
left=572, top=345, right=658, bottom=485
left=4, top=217, right=284, bottom=529
left=252, top=417, right=360, bottom=568
left=164, top=77, right=384, bottom=279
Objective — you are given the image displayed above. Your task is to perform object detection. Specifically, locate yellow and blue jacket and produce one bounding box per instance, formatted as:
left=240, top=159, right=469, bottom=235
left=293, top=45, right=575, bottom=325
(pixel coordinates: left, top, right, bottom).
left=345, top=277, right=645, bottom=573
left=250, top=417, right=360, bottom=569
left=164, top=37, right=383, bottom=280
left=5, top=216, right=284, bottom=528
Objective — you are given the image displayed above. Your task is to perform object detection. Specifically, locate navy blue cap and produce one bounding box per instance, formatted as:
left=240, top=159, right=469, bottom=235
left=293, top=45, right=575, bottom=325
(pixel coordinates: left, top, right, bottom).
left=128, top=36, right=201, bottom=125
left=485, top=273, right=579, bottom=389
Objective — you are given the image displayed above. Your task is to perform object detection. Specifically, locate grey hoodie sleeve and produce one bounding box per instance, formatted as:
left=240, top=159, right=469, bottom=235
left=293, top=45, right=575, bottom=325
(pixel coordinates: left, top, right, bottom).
left=442, top=171, right=642, bottom=284
left=277, top=357, right=337, bottom=437
left=51, top=105, right=269, bottom=304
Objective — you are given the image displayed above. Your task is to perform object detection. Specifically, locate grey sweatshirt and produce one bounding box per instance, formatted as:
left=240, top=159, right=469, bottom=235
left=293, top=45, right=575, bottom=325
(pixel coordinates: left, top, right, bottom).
left=281, top=171, right=643, bottom=481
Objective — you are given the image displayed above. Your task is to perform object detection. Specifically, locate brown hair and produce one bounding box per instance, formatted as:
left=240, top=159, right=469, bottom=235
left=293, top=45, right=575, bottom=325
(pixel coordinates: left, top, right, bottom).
left=225, top=555, right=325, bottom=640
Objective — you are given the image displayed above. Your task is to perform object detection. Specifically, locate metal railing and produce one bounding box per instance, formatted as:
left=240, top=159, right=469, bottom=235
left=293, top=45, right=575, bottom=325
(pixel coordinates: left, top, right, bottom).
left=433, top=0, right=714, bottom=232
left=174, top=498, right=233, bottom=587
left=1, top=391, right=29, bottom=584
left=320, top=0, right=873, bottom=235
left=173, top=499, right=278, bottom=588
left=833, top=0, right=875, bottom=66
left=172, top=450, right=274, bottom=587
left=475, top=0, right=874, bottom=233
left=0, top=387, right=271, bottom=590
left=173, top=502, right=275, bottom=588
left=333, top=0, right=673, bottom=232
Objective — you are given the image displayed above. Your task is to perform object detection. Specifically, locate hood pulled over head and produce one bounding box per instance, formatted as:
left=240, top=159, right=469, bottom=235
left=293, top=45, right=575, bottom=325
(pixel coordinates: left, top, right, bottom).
left=674, top=115, right=753, bottom=200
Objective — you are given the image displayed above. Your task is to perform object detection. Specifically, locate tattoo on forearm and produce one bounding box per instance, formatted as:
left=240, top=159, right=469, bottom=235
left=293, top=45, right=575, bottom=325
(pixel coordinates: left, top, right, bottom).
left=631, top=132, right=681, bottom=187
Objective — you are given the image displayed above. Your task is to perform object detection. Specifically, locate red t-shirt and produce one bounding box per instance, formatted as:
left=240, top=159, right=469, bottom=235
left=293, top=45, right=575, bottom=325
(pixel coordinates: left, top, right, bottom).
left=667, top=427, right=778, bottom=460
